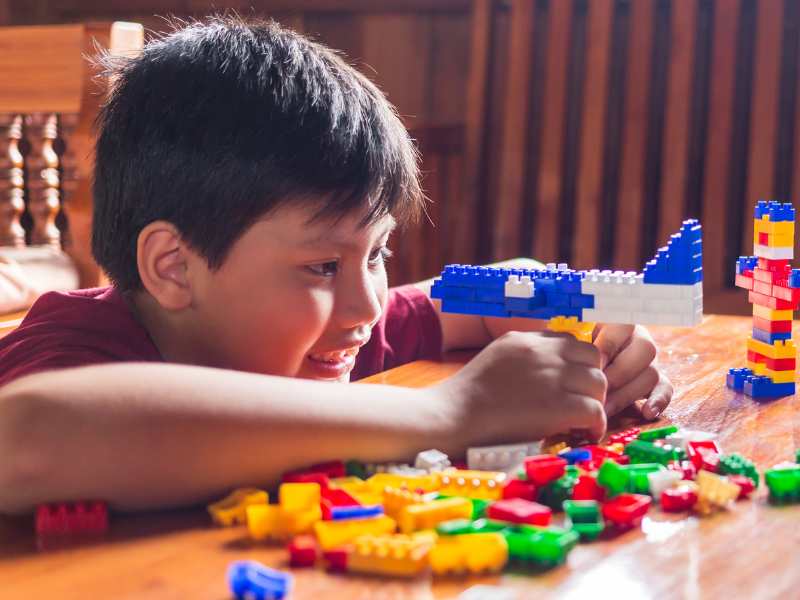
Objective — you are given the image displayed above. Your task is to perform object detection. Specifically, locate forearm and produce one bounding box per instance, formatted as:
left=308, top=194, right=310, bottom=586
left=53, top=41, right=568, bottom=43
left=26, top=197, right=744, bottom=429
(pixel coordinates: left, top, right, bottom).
left=0, top=363, right=458, bottom=514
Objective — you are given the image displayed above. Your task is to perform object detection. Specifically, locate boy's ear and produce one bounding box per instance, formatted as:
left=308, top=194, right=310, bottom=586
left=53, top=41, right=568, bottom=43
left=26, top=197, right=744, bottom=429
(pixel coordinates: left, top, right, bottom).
left=137, top=221, right=195, bottom=311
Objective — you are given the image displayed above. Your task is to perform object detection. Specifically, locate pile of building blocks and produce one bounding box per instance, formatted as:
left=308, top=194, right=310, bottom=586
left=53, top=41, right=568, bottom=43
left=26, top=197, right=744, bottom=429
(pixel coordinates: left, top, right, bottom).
left=206, top=431, right=800, bottom=590
left=728, top=200, right=799, bottom=398
left=430, top=219, right=703, bottom=341
left=35, top=501, right=108, bottom=536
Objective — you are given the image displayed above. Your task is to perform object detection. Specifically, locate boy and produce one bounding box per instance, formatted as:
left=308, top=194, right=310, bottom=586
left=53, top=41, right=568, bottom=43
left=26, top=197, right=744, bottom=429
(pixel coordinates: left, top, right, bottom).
left=0, top=17, right=671, bottom=515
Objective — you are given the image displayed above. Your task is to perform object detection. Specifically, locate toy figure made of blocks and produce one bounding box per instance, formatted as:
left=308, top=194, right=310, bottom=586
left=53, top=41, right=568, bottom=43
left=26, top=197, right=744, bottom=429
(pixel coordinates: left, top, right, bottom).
left=430, top=219, right=703, bottom=343
left=727, top=200, right=799, bottom=399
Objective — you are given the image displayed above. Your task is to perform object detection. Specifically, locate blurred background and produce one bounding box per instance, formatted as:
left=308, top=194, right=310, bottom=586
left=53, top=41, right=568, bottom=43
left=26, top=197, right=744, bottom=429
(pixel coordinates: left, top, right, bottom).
left=1, top=0, right=799, bottom=315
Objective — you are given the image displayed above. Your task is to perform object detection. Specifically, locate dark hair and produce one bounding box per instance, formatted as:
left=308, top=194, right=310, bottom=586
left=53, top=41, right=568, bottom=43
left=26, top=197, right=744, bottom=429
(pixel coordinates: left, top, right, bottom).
left=92, top=15, right=423, bottom=291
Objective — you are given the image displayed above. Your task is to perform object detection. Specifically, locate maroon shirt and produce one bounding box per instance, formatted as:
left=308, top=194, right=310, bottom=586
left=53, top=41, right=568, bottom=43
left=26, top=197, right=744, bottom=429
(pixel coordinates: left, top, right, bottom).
left=0, top=285, right=442, bottom=388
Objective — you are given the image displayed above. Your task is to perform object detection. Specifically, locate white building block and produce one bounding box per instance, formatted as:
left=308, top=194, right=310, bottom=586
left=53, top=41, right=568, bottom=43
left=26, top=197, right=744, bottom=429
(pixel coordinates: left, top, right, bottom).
left=467, top=442, right=538, bottom=471
left=648, top=470, right=683, bottom=500
left=504, top=275, right=535, bottom=299
left=414, top=449, right=451, bottom=472
left=755, top=244, right=793, bottom=260
left=664, top=430, right=718, bottom=452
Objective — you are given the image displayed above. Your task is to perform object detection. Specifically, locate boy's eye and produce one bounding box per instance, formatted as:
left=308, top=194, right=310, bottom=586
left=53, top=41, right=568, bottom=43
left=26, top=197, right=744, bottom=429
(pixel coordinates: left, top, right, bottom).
left=369, top=246, right=393, bottom=266
left=307, top=261, right=339, bottom=277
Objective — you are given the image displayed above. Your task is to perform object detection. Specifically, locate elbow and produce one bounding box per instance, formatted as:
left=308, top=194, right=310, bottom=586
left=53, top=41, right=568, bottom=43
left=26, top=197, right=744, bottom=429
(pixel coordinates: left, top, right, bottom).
left=0, top=380, right=51, bottom=514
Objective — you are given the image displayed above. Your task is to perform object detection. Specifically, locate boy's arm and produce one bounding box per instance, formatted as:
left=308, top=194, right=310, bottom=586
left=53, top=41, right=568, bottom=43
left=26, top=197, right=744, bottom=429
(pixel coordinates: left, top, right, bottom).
left=0, top=363, right=460, bottom=515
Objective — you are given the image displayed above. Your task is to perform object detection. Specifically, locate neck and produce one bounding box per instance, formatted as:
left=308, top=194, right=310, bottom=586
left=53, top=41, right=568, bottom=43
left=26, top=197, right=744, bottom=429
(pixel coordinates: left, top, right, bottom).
left=129, top=291, right=206, bottom=366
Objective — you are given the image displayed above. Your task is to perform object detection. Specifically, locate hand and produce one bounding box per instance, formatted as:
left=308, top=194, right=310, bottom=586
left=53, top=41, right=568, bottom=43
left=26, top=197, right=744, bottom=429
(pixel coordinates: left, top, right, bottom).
left=593, top=324, right=673, bottom=419
left=436, top=331, right=608, bottom=445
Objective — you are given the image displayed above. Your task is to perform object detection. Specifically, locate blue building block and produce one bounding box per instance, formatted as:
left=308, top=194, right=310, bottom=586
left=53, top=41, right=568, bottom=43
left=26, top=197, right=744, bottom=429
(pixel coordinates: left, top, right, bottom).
left=789, top=269, right=800, bottom=288
left=754, top=200, right=796, bottom=222
left=743, top=375, right=796, bottom=399
left=431, top=282, right=474, bottom=301
left=331, top=504, right=384, bottom=520
left=558, top=448, right=592, bottom=465
left=476, top=287, right=506, bottom=303
left=549, top=293, right=569, bottom=307
left=737, top=256, right=759, bottom=275
left=570, top=294, right=594, bottom=308
left=726, top=367, right=753, bottom=392
left=229, top=560, right=292, bottom=600
left=751, top=328, right=792, bottom=344
left=643, top=219, right=704, bottom=284
left=442, top=299, right=510, bottom=318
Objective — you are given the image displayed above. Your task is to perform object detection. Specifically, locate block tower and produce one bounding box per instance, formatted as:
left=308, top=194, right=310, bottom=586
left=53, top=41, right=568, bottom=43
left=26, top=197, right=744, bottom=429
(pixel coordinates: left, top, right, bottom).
left=727, top=200, right=799, bottom=398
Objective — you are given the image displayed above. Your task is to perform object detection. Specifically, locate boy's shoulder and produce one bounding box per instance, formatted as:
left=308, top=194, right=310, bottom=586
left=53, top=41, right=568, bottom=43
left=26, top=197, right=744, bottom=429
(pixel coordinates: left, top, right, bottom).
left=0, top=287, right=161, bottom=388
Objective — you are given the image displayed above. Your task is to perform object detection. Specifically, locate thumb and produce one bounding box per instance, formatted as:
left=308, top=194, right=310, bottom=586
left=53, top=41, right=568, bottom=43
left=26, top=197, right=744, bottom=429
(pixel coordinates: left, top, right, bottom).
left=593, top=324, right=634, bottom=370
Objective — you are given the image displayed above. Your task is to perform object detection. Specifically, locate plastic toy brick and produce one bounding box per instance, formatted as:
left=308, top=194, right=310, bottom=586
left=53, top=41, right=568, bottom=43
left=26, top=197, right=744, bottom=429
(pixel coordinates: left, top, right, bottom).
left=486, top=498, right=552, bottom=526
left=504, top=526, right=579, bottom=567
left=562, top=500, right=604, bottom=541
left=687, top=440, right=721, bottom=472
left=726, top=367, right=751, bottom=391
left=35, top=501, right=109, bottom=536
left=660, top=482, right=699, bottom=512
left=288, top=535, right=318, bottom=568
left=667, top=460, right=698, bottom=481
left=601, top=494, right=652, bottom=529
left=597, top=459, right=629, bottom=497
left=345, top=460, right=368, bottom=479
left=313, top=514, right=397, bottom=550
left=366, top=472, right=440, bottom=494
left=624, top=440, right=684, bottom=465
left=571, top=474, right=606, bottom=502
left=558, top=447, right=592, bottom=465
left=415, top=448, right=451, bottom=472
left=467, top=442, right=536, bottom=471
left=608, top=428, right=641, bottom=445
left=281, top=471, right=330, bottom=489
left=382, top=487, right=430, bottom=520
left=694, top=470, right=740, bottom=514
left=228, top=560, right=292, bottom=600
left=624, top=464, right=667, bottom=495
left=728, top=474, right=756, bottom=499
left=468, top=497, right=491, bottom=519
left=637, top=425, right=679, bottom=441
left=399, top=497, right=472, bottom=534
left=208, top=488, right=269, bottom=527
left=320, top=487, right=359, bottom=520
left=502, top=478, right=538, bottom=501
left=751, top=315, right=792, bottom=333
left=435, top=517, right=511, bottom=537
left=247, top=502, right=321, bottom=541
left=743, top=376, right=796, bottom=398
left=331, top=504, right=384, bottom=520
left=718, top=453, right=759, bottom=487
left=524, top=455, right=568, bottom=486
left=538, top=471, right=579, bottom=510
left=751, top=327, right=792, bottom=344
left=541, top=439, right=570, bottom=455
left=429, top=532, right=509, bottom=575
left=437, top=469, right=507, bottom=500
left=764, top=465, right=800, bottom=503
left=345, top=532, right=437, bottom=577
left=279, top=482, right=321, bottom=513
left=646, top=469, right=683, bottom=500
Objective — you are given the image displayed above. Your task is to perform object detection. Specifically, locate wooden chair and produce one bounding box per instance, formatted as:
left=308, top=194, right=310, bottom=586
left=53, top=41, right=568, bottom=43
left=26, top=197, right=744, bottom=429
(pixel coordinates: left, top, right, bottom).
left=459, top=0, right=800, bottom=314
left=0, top=21, right=143, bottom=330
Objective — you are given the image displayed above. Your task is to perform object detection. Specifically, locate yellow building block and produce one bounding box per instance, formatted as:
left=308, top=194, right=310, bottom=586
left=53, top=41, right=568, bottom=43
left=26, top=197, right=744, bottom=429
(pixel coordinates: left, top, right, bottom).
left=437, top=469, right=507, bottom=500
left=754, top=215, right=794, bottom=237
left=398, top=497, right=472, bottom=534
left=746, top=360, right=768, bottom=376
left=752, top=305, right=793, bottom=320
left=246, top=504, right=288, bottom=541
left=329, top=476, right=365, bottom=488
left=279, top=482, right=320, bottom=513
left=744, top=364, right=796, bottom=383
left=329, top=479, right=383, bottom=505
left=747, top=338, right=796, bottom=360
left=366, top=473, right=440, bottom=494
left=313, top=514, right=397, bottom=550
left=207, top=488, right=268, bottom=526
left=694, top=470, right=740, bottom=515
left=382, top=487, right=431, bottom=521
left=547, top=316, right=595, bottom=343
left=542, top=440, right=570, bottom=455
left=346, top=532, right=437, bottom=577
left=767, top=233, right=794, bottom=248
left=429, top=533, right=508, bottom=575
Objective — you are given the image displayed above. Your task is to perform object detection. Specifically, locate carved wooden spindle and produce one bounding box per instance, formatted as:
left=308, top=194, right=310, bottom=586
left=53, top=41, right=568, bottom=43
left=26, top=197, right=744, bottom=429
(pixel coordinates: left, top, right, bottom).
left=57, top=113, right=79, bottom=248
left=24, top=113, right=61, bottom=247
left=0, top=115, right=27, bottom=247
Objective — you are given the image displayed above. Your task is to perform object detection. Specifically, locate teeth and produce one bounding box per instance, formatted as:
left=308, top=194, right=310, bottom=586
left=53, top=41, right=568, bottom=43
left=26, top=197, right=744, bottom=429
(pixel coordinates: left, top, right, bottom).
left=310, top=348, right=358, bottom=363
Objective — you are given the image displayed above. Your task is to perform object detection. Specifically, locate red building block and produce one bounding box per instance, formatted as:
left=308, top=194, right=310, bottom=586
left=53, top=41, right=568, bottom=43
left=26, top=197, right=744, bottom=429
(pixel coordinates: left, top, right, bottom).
left=572, top=474, right=606, bottom=502
left=282, top=471, right=330, bottom=489
left=601, top=494, right=651, bottom=530
left=728, top=475, right=756, bottom=499
left=661, top=486, right=698, bottom=512
left=746, top=350, right=796, bottom=371
left=35, top=501, right=108, bottom=536
left=751, top=316, right=792, bottom=333
left=502, top=478, right=538, bottom=501
left=734, top=273, right=754, bottom=290
left=486, top=498, right=552, bottom=526
left=288, top=535, right=319, bottom=567
left=749, top=290, right=796, bottom=310
left=320, top=488, right=360, bottom=520
left=524, top=455, right=567, bottom=486
left=687, top=441, right=721, bottom=472
left=323, top=548, right=349, bottom=573
left=667, top=460, right=697, bottom=481
left=608, top=428, right=640, bottom=445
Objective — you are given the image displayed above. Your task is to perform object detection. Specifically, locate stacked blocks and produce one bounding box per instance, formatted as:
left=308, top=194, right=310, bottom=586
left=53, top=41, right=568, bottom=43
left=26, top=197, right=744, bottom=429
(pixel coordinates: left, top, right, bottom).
left=430, top=220, right=703, bottom=339
left=728, top=200, right=798, bottom=398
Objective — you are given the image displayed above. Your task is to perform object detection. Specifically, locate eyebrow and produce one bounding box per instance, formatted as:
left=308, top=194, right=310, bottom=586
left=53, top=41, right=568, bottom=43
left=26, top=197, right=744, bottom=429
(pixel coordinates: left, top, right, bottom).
left=298, top=215, right=397, bottom=251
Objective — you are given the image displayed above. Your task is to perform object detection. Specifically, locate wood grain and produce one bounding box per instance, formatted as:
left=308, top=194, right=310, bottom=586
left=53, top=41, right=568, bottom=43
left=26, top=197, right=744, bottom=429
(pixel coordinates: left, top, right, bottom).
left=1, top=315, right=798, bottom=598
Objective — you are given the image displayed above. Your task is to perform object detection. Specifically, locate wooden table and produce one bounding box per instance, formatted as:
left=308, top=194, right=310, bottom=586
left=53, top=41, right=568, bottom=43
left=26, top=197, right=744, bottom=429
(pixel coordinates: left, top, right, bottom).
left=1, top=315, right=798, bottom=599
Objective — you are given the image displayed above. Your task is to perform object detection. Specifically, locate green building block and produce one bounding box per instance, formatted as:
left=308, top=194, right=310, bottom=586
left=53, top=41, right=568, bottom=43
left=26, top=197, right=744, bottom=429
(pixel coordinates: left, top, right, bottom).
left=436, top=517, right=514, bottom=536
left=538, top=472, right=578, bottom=511
left=637, top=425, right=679, bottom=441
left=436, top=519, right=476, bottom=536
left=562, top=500, right=604, bottom=541
left=764, top=467, right=800, bottom=504
left=505, top=526, right=579, bottom=567
left=470, top=498, right=491, bottom=519
left=718, top=453, right=759, bottom=487
left=597, top=459, right=629, bottom=497
left=625, top=463, right=666, bottom=495
left=624, top=440, right=685, bottom=465
left=345, top=459, right=367, bottom=479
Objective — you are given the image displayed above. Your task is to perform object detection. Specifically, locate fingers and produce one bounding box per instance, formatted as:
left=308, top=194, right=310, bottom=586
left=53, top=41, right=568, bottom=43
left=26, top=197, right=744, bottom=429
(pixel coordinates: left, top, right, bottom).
left=603, top=326, right=657, bottom=390
left=550, top=334, right=603, bottom=369
left=593, top=324, right=634, bottom=369
left=605, top=365, right=659, bottom=417
left=640, top=371, right=674, bottom=420
left=562, top=364, right=608, bottom=403
left=560, top=394, right=607, bottom=442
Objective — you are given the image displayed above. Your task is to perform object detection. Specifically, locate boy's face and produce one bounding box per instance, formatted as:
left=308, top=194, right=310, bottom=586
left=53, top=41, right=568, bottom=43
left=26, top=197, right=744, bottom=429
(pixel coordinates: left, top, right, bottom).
left=188, top=203, right=394, bottom=382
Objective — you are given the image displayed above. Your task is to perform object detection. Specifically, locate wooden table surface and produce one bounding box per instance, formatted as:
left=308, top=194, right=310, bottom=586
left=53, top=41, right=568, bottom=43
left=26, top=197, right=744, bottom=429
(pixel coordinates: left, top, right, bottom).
left=1, top=315, right=798, bottom=599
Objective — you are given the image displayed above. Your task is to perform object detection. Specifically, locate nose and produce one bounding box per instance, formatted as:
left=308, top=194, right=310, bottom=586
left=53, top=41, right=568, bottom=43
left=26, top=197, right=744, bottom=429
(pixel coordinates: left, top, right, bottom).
left=336, top=266, right=384, bottom=331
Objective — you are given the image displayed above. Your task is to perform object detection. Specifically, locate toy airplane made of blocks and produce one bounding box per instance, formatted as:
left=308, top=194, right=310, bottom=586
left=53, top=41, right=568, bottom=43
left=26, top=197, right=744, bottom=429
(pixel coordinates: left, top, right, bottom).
left=431, top=219, right=703, bottom=342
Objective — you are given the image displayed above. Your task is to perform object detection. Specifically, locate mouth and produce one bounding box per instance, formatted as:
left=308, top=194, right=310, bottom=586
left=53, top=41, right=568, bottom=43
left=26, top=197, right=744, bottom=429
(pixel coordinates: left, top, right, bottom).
left=305, top=345, right=362, bottom=379
left=307, top=346, right=361, bottom=364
